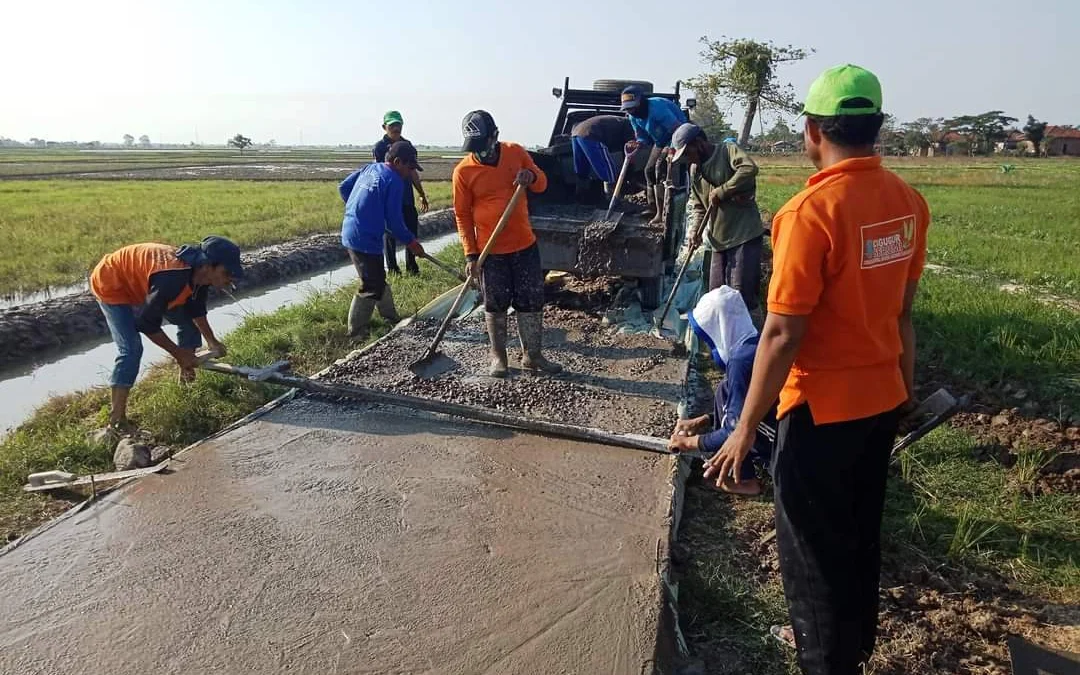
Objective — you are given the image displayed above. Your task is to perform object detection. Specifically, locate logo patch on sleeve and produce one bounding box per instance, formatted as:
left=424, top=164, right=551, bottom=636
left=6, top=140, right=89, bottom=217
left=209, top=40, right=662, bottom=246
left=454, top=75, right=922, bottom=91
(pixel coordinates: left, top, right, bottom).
left=860, top=215, right=916, bottom=269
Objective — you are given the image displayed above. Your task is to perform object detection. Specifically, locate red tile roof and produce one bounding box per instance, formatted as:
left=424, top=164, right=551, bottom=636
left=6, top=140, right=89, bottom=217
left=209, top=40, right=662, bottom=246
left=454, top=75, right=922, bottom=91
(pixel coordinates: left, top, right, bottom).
left=1045, top=125, right=1080, bottom=139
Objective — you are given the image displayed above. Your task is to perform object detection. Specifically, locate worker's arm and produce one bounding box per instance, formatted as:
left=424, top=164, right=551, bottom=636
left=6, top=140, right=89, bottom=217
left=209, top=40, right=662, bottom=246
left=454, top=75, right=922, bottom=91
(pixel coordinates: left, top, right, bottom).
left=410, top=169, right=429, bottom=212
left=672, top=345, right=756, bottom=454
left=452, top=167, right=478, bottom=259
left=899, top=280, right=918, bottom=407
left=704, top=210, right=825, bottom=485
left=686, top=171, right=708, bottom=247
left=185, top=287, right=225, bottom=356
left=712, top=143, right=759, bottom=202
left=338, top=170, right=360, bottom=203
left=703, top=312, right=808, bottom=484
left=518, top=145, right=547, bottom=194
left=135, top=273, right=199, bottom=369
left=383, top=175, right=421, bottom=250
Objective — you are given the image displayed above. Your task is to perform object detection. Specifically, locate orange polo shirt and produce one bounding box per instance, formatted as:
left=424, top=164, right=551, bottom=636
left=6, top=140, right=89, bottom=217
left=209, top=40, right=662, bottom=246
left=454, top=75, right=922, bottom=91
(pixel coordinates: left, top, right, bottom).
left=452, top=142, right=547, bottom=257
left=768, top=156, right=929, bottom=424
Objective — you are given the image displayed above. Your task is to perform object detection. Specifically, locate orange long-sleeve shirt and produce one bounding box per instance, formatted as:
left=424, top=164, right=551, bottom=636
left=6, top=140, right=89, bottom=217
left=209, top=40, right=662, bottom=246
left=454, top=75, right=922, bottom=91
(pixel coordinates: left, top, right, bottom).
left=452, top=142, right=547, bottom=257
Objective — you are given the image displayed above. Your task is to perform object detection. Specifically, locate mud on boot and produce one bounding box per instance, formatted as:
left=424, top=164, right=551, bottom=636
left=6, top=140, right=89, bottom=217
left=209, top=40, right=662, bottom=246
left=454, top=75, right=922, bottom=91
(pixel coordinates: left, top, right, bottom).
left=376, top=286, right=401, bottom=324
left=516, top=311, right=562, bottom=374
left=485, top=311, right=509, bottom=378
left=347, top=293, right=376, bottom=340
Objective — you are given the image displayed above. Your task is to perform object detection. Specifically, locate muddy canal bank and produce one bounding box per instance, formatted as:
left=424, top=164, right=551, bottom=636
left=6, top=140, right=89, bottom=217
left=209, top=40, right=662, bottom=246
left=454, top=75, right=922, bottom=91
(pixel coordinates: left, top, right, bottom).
left=0, top=210, right=457, bottom=369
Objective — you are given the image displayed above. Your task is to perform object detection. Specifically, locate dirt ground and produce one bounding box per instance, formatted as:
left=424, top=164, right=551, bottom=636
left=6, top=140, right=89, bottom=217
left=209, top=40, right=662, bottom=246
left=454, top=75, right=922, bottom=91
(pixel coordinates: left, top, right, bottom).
left=321, top=306, right=685, bottom=439
left=673, top=365, right=1079, bottom=675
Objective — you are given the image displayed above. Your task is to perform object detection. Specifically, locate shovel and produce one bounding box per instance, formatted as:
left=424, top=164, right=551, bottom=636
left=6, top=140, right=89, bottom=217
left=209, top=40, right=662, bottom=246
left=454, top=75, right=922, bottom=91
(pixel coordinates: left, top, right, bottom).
left=583, top=152, right=633, bottom=233
left=409, top=183, right=526, bottom=377
left=651, top=202, right=716, bottom=338
left=417, top=251, right=467, bottom=282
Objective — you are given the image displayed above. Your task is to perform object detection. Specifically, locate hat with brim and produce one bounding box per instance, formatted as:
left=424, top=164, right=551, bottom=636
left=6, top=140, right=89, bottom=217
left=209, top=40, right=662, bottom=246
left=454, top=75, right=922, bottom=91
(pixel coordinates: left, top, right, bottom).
left=383, top=110, right=404, bottom=127
left=386, top=140, right=423, bottom=171
left=620, top=86, right=645, bottom=112
left=201, top=235, right=244, bottom=280
left=461, top=110, right=497, bottom=153
left=800, top=64, right=882, bottom=117
left=671, top=122, right=704, bottom=164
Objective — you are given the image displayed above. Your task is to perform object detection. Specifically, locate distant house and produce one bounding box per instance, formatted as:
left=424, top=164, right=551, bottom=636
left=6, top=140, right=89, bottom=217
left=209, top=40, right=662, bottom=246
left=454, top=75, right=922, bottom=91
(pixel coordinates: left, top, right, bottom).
left=996, top=130, right=1033, bottom=154
left=1043, top=126, right=1080, bottom=156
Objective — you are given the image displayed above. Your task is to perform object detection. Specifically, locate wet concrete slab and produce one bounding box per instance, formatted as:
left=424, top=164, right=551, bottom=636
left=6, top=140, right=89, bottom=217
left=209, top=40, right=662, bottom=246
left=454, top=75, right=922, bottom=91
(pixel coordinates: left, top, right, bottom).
left=0, top=397, right=679, bottom=674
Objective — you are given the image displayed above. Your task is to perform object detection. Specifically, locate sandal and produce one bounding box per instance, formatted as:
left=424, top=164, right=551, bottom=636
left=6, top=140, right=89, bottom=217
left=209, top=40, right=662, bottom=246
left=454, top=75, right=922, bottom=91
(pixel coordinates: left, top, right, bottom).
left=770, top=624, right=795, bottom=650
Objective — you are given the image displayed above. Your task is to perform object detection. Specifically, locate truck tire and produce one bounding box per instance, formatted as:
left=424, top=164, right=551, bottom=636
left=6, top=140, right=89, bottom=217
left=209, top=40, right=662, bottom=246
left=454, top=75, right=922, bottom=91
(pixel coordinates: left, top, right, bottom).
left=593, top=79, right=654, bottom=94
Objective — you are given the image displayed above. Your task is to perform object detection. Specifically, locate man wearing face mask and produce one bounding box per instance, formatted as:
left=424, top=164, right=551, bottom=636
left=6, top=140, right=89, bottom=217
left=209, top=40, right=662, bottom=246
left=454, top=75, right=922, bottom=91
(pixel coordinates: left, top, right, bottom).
left=452, top=110, right=562, bottom=377
left=90, top=236, right=244, bottom=431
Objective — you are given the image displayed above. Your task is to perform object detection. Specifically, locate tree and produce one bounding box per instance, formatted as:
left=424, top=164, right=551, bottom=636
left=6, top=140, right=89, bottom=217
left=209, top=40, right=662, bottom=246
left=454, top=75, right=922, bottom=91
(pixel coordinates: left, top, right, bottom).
left=123, top=134, right=134, bottom=148
left=686, top=36, right=813, bottom=146
left=138, top=134, right=151, bottom=148
left=943, top=111, right=1018, bottom=155
left=228, top=134, right=253, bottom=154
left=1022, top=115, right=1047, bottom=156
left=688, top=95, right=734, bottom=143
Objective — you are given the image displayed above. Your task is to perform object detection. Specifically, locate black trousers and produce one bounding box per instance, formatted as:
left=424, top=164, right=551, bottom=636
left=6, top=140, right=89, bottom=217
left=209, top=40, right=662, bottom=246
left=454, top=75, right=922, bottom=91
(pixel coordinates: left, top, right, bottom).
left=348, top=249, right=386, bottom=300
left=481, top=243, right=545, bottom=313
left=773, top=403, right=900, bottom=675
left=383, top=202, right=420, bottom=273
left=709, top=235, right=763, bottom=311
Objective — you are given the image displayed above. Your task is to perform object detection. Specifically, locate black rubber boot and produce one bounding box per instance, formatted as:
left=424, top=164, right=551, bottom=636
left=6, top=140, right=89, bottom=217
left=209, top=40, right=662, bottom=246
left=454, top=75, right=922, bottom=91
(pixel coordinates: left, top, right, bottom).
left=516, top=312, right=562, bottom=374
left=485, top=311, right=509, bottom=377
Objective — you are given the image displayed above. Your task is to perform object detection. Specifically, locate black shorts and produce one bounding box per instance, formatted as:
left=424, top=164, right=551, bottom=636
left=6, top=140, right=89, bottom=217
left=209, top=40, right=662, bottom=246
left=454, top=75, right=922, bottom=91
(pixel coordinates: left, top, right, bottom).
left=481, top=242, right=545, bottom=313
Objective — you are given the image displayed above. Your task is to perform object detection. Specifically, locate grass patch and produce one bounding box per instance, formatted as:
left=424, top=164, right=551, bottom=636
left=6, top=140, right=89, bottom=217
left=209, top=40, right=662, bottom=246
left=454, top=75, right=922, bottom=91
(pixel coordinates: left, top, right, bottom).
left=0, top=179, right=452, bottom=296
left=0, top=247, right=464, bottom=539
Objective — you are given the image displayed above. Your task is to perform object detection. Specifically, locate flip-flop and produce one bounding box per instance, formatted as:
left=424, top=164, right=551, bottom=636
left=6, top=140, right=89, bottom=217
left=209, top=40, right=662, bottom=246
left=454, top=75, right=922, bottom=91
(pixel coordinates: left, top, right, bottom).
left=770, top=624, right=795, bottom=650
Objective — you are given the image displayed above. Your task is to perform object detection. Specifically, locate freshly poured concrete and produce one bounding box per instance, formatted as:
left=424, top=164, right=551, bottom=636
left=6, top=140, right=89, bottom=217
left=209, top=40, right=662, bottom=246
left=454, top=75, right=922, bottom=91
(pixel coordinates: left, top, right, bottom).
left=0, top=397, right=678, bottom=674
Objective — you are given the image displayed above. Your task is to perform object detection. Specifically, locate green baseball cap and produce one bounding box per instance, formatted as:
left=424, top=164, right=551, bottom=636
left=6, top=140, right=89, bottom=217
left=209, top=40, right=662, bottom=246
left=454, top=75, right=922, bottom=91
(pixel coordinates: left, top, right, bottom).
left=801, top=64, right=882, bottom=117
left=383, top=110, right=404, bottom=127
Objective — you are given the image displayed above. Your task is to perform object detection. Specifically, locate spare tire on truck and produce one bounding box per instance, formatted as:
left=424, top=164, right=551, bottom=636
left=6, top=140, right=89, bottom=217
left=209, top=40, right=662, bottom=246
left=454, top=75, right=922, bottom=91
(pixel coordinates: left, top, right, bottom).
left=593, top=79, right=654, bottom=93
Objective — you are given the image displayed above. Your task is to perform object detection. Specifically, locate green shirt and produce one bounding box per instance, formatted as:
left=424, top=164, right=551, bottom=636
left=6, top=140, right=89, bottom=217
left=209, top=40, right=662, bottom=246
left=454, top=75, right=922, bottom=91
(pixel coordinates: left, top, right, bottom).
left=688, top=142, right=764, bottom=251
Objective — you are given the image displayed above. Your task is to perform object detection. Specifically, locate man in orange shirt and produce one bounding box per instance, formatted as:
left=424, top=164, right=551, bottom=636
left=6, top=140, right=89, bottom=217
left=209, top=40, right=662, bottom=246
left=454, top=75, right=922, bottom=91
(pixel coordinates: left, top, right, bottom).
left=701, top=66, right=929, bottom=675
left=453, top=110, right=561, bottom=377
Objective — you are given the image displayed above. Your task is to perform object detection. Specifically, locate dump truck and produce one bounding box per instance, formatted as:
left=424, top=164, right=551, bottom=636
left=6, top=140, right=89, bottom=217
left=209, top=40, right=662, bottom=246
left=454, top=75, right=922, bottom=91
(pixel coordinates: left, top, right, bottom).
left=528, top=78, right=697, bottom=309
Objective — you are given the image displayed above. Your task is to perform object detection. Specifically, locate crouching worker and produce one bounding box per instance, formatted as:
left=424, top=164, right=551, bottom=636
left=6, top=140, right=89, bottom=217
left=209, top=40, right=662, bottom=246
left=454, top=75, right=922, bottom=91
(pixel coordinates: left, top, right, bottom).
left=454, top=110, right=561, bottom=377
left=668, top=286, right=777, bottom=495
left=339, top=140, right=426, bottom=339
left=90, top=236, right=244, bottom=431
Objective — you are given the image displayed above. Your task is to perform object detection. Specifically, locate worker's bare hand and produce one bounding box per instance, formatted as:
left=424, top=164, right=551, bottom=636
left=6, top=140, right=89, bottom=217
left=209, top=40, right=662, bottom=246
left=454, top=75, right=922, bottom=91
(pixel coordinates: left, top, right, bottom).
left=689, top=228, right=703, bottom=249
left=708, top=188, right=726, bottom=208
left=206, top=339, right=227, bottom=358
left=667, top=434, right=701, bottom=453
left=673, top=414, right=710, bottom=438
left=465, top=261, right=480, bottom=283
left=514, top=169, right=536, bottom=187
left=173, top=348, right=199, bottom=371
left=406, top=240, right=425, bottom=257
left=704, top=427, right=753, bottom=487
left=624, top=140, right=640, bottom=155
left=419, top=195, right=430, bottom=213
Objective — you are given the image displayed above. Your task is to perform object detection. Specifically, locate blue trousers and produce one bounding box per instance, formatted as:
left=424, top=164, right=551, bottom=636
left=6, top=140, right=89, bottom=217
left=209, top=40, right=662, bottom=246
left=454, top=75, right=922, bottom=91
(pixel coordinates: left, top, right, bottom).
left=98, top=302, right=202, bottom=387
left=571, top=136, right=618, bottom=184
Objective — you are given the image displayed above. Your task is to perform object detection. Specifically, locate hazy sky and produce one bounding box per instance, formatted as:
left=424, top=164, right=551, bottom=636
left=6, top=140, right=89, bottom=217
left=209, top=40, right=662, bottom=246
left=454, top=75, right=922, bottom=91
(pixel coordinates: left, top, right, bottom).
left=3, top=0, right=1077, bottom=146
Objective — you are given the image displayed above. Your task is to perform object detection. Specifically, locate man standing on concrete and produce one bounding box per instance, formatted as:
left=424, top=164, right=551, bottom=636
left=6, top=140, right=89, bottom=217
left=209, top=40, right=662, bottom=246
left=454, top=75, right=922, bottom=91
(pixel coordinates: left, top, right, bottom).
left=672, top=123, right=764, bottom=313
left=372, top=110, right=430, bottom=276
left=453, top=110, right=561, bottom=377
left=570, top=114, right=634, bottom=203
left=620, top=85, right=687, bottom=224
left=703, top=65, right=929, bottom=674
left=339, top=140, right=426, bottom=339
left=90, top=236, right=244, bottom=431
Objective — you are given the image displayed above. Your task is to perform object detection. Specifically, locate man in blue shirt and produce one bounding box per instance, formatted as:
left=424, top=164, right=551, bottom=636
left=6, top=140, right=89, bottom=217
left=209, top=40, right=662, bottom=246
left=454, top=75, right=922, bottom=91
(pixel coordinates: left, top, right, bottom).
left=668, top=286, right=777, bottom=495
left=339, top=140, right=426, bottom=339
left=621, top=85, right=687, bottom=224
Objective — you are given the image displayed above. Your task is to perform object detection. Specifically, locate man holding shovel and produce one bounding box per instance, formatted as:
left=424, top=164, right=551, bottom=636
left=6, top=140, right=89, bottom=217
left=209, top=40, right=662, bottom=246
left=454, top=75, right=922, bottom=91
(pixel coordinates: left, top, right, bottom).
left=671, top=123, right=764, bottom=314
left=621, top=85, right=687, bottom=224
left=453, top=110, right=561, bottom=377
left=90, top=236, right=243, bottom=432
left=339, top=140, right=426, bottom=340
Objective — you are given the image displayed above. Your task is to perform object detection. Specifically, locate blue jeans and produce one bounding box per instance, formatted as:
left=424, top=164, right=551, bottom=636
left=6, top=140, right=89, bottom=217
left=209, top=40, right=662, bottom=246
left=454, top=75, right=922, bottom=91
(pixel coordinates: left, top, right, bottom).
left=98, top=302, right=201, bottom=387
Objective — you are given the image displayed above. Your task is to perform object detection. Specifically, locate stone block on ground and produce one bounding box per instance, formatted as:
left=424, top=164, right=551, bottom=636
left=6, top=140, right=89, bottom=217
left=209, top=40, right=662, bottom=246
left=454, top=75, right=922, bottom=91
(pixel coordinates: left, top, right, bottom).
left=113, top=439, right=152, bottom=471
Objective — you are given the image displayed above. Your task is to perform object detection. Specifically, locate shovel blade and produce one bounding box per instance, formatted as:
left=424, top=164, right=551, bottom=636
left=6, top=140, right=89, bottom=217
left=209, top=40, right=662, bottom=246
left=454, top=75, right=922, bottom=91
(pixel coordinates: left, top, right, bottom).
left=408, top=351, right=458, bottom=378
left=586, top=209, right=624, bottom=235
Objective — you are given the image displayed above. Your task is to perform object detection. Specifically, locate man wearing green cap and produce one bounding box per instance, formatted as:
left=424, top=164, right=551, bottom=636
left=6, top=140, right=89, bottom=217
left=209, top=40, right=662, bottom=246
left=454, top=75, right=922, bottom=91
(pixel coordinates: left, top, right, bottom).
left=373, top=110, right=429, bottom=275
left=702, top=65, right=929, bottom=675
